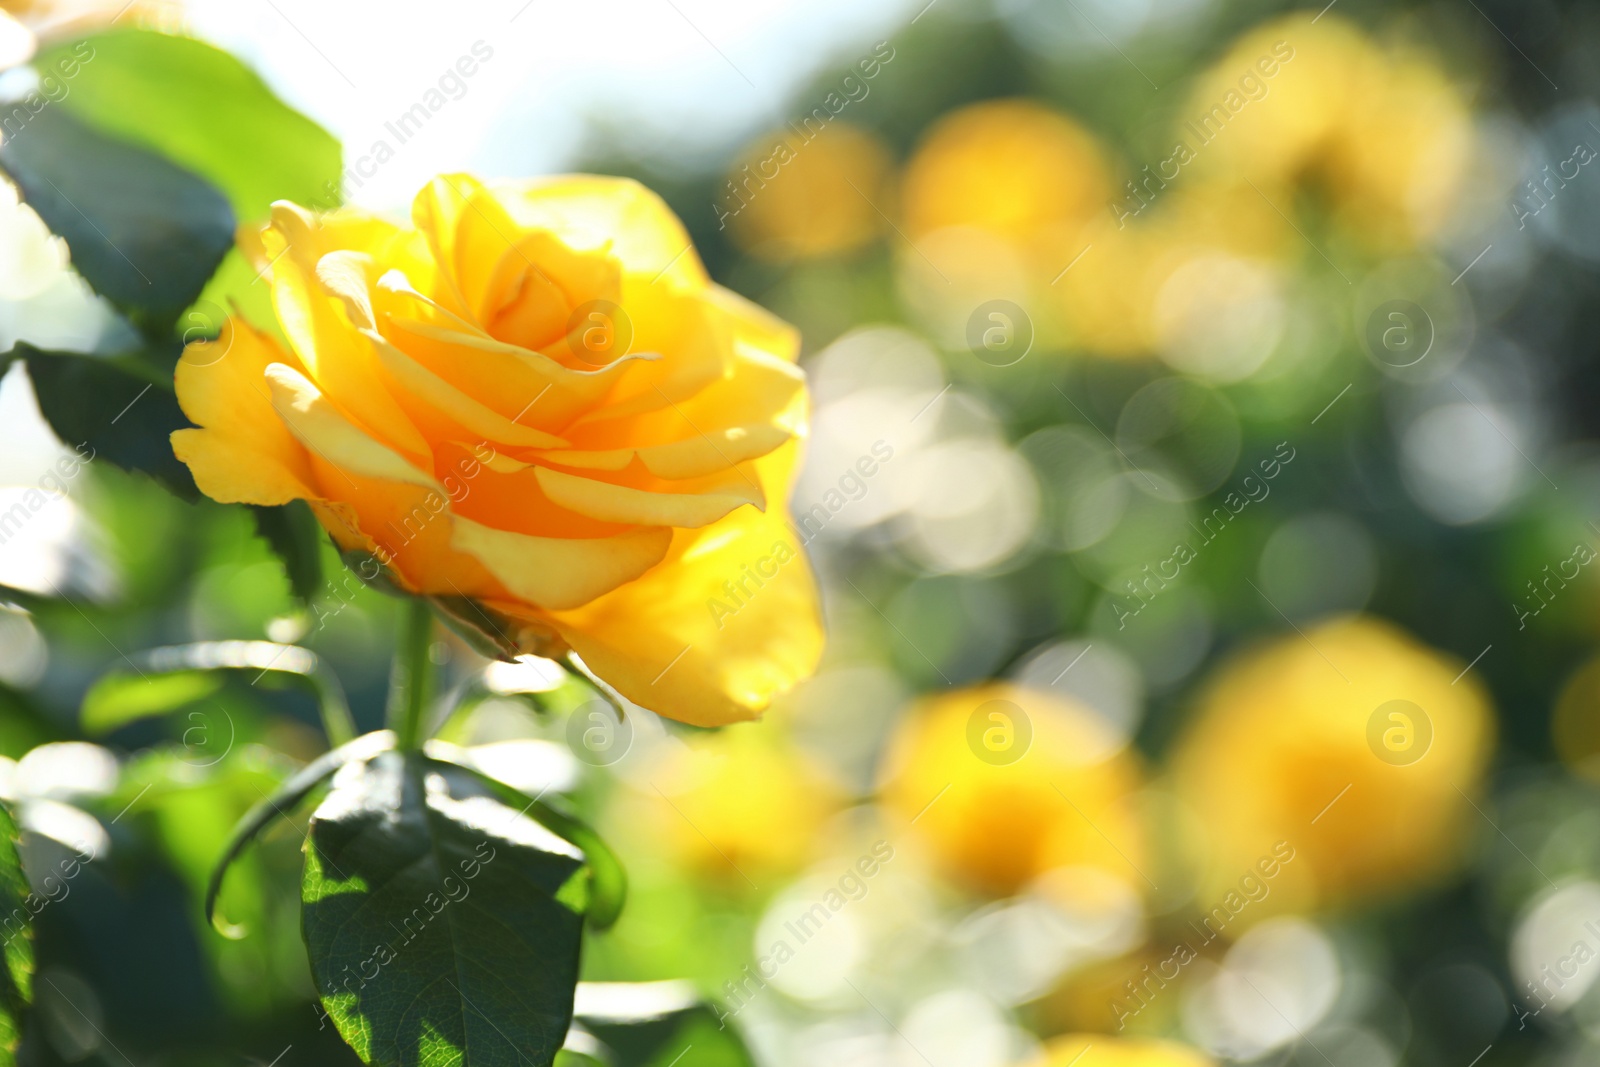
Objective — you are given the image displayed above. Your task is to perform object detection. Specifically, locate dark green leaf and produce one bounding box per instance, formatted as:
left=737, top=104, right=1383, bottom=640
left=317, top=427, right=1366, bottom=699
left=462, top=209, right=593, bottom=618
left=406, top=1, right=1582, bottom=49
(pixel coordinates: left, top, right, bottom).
left=429, top=756, right=624, bottom=931
left=0, top=681, right=59, bottom=759
left=0, top=107, right=234, bottom=337
left=250, top=502, right=326, bottom=607
left=17, top=343, right=197, bottom=499
left=0, top=803, right=32, bottom=1064
left=573, top=982, right=755, bottom=1067
left=37, top=28, right=342, bottom=331
left=303, top=751, right=588, bottom=1067
left=205, top=730, right=394, bottom=933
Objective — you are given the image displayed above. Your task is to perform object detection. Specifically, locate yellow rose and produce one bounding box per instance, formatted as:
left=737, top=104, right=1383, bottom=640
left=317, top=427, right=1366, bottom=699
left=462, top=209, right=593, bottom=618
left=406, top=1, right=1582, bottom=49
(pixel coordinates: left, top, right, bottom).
left=897, top=99, right=1111, bottom=351
left=1023, top=1033, right=1214, bottom=1067
left=1169, top=616, right=1495, bottom=913
left=901, top=99, right=1112, bottom=253
left=725, top=122, right=893, bottom=262
left=879, top=683, right=1147, bottom=898
left=171, top=173, right=822, bottom=726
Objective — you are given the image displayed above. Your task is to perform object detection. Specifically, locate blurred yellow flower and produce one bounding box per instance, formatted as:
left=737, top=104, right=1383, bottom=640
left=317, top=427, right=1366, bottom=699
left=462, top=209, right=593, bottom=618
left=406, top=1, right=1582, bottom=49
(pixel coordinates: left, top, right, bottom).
left=1170, top=616, right=1495, bottom=914
left=623, top=726, right=842, bottom=885
left=1185, top=13, right=1472, bottom=248
left=1325, top=51, right=1474, bottom=247
left=1022, top=1033, right=1214, bottom=1067
left=896, top=100, right=1113, bottom=349
left=1050, top=13, right=1472, bottom=361
left=172, top=173, right=822, bottom=727
left=724, top=122, right=893, bottom=262
left=901, top=99, right=1112, bottom=251
left=879, top=682, right=1147, bottom=898
left=1052, top=181, right=1293, bottom=361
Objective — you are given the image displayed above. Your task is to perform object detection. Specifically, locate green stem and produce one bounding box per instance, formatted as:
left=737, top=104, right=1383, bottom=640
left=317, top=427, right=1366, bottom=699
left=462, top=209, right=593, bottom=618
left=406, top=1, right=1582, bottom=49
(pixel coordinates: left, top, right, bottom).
left=389, top=599, right=437, bottom=752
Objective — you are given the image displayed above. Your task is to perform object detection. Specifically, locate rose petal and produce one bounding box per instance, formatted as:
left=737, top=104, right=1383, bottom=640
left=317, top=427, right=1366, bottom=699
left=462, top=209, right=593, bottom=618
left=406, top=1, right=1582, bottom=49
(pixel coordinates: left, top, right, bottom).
left=263, top=202, right=432, bottom=462
left=492, top=175, right=710, bottom=291
left=264, top=362, right=439, bottom=490
left=170, top=320, right=316, bottom=505
left=534, top=465, right=764, bottom=529
left=451, top=517, right=672, bottom=611
left=547, top=442, right=822, bottom=725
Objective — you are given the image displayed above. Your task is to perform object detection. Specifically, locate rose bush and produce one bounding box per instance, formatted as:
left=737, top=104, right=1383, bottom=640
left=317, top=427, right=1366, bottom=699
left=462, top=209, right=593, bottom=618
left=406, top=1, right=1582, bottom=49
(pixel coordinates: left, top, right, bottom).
left=171, top=173, right=822, bottom=726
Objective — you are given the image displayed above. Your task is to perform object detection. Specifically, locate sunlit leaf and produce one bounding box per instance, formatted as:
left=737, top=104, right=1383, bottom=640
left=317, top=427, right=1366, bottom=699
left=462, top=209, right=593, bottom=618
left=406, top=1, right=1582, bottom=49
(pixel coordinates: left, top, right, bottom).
left=81, top=641, right=354, bottom=745
left=303, top=752, right=587, bottom=1067
left=37, top=28, right=342, bottom=331
left=572, top=982, right=755, bottom=1067
left=430, top=755, right=624, bottom=931
left=0, top=803, right=32, bottom=1066
left=81, top=670, right=224, bottom=734
left=39, top=29, right=339, bottom=224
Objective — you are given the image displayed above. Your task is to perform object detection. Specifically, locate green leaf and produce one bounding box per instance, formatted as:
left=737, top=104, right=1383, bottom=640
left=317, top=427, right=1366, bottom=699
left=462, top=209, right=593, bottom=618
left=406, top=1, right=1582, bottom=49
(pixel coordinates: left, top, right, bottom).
left=16, top=343, right=198, bottom=499
left=0, top=107, right=234, bottom=337
left=303, top=751, right=588, bottom=1067
left=431, top=756, right=625, bottom=931
left=0, top=680, right=59, bottom=759
left=205, top=730, right=393, bottom=933
left=81, top=669, right=224, bottom=733
left=250, top=501, right=326, bottom=607
left=572, top=982, right=756, bottom=1067
left=0, top=803, right=32, bottom=1065
left=41, top=30, right=340, bottom=224
left=38, top=29, right=342, bottom=330
left=82, top=641, right=355, bottom=745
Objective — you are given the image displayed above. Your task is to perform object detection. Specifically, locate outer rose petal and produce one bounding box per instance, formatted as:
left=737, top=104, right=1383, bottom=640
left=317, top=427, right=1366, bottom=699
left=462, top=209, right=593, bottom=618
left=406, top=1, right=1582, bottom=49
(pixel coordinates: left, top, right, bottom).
left=702, top=284, right=801, bottom=364
left=302, top=471, right=503, bottom=599
left=544, top=439, right=823, bottom=726
left=169, top=321, right=317, bottom=505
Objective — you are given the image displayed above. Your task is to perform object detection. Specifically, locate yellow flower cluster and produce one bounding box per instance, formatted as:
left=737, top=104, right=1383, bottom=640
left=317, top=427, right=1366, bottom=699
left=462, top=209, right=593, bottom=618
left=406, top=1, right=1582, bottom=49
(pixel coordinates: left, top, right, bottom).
left=862, top=616, right=1495, bottom=1050
left=722, top=13, right=1473, bottom=368
left=880, top=618, right=1493, bottom=912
